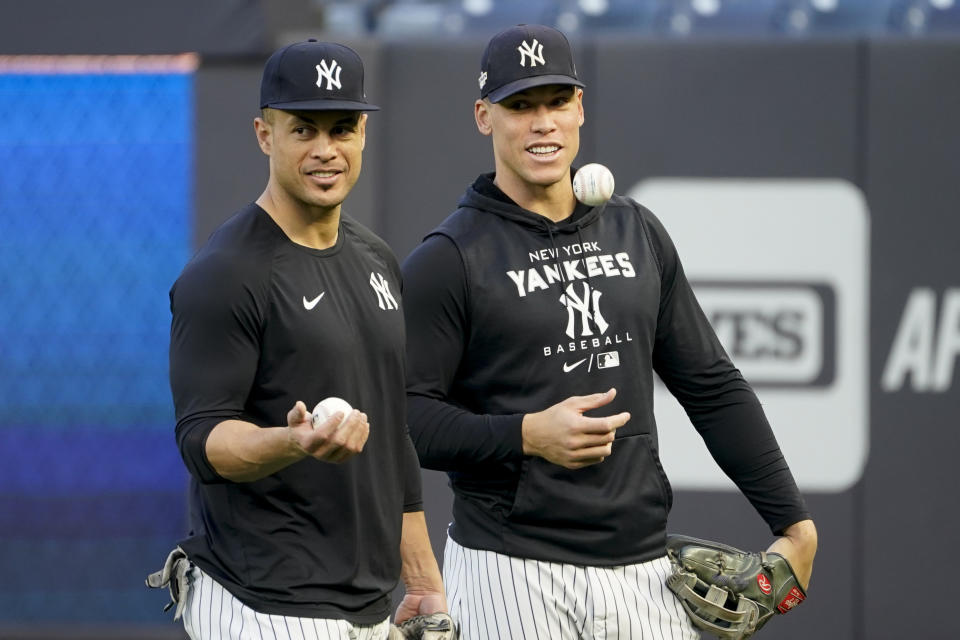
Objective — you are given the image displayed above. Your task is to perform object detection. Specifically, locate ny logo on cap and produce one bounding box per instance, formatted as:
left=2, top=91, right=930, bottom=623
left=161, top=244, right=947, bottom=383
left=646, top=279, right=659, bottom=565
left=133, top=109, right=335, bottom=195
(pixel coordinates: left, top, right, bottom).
left=518, top=39, right=545, bottom=67
left=478, top=71, right=488, bottom=90
left=315, top=59, right=342, bottom=90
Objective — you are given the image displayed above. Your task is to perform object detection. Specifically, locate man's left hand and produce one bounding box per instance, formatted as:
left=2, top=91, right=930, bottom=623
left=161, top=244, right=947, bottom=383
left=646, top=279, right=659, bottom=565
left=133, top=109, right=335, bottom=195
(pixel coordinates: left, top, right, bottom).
left=394, top=591, right=445, bottom=624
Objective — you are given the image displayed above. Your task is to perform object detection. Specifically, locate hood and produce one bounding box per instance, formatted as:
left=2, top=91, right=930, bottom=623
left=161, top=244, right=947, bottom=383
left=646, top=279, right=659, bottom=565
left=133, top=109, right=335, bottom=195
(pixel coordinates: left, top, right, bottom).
left=456, top=171, right=604, bottom=236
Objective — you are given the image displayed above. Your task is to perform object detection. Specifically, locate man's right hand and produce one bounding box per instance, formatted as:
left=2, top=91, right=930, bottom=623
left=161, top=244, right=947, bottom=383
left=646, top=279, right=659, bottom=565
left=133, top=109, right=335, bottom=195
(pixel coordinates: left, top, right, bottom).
left=286, top=400, right=369, bottom=464
left=521, top=388, right=629, bottom=469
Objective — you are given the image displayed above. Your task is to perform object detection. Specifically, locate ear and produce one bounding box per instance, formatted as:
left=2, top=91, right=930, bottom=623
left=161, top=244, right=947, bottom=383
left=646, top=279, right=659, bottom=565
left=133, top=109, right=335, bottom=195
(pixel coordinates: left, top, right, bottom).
left=576, top=88, right=585, bottom=127
left=358, top=112, right=367, bottom=151
left=475, top=99, right=492, bottom=136
left=254, top=116, right=272, bottom=156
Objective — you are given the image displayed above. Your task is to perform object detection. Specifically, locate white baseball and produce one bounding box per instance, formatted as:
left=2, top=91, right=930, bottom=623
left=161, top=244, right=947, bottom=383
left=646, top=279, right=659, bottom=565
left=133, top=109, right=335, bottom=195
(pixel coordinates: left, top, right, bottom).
left=573, top=163, right=615, bottom=206
left=311, top=396, right=353, bottom=429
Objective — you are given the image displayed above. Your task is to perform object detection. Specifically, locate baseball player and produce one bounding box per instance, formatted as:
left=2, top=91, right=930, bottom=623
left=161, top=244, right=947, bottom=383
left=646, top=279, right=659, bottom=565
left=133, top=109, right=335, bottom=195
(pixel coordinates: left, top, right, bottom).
left=401, top=25, right=818, bottom=639
left=149, top=40, right=446, bottom=639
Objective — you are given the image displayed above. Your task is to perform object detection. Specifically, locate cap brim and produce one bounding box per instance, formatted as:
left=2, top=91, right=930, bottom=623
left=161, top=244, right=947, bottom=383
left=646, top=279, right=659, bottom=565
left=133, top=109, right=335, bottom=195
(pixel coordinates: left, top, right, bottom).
left=263, top=99, right=380, bottom=112
left=487, top=75, right=585, bottom=103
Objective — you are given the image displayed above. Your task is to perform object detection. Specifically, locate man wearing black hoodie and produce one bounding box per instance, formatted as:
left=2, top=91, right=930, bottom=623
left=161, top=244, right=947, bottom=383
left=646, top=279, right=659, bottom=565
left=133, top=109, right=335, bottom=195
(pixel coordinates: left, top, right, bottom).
left=402, top=24, right=817, bottom=640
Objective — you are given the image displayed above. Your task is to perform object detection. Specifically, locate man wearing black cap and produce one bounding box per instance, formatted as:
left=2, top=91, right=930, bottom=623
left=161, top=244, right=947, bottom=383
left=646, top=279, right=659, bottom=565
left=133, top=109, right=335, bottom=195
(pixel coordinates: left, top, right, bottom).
left=156, top=40, right=446, bottom=639
left=402, top=24, right=817, bottom=638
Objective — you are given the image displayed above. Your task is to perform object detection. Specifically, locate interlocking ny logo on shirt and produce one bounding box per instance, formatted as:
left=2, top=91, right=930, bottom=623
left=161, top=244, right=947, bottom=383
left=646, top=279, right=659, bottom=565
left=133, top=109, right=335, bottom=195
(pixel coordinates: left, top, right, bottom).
left=369, top=272, right=398, bottom=310
left=559, top=282, right=608, bottom=339
left=303, top=292, right=325, bottom=310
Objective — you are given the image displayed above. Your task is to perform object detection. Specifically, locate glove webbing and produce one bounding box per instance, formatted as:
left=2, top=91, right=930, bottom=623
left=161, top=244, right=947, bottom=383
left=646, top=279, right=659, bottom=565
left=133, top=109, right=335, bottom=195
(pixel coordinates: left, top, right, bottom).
left=667, top=570, right=759, bottom=640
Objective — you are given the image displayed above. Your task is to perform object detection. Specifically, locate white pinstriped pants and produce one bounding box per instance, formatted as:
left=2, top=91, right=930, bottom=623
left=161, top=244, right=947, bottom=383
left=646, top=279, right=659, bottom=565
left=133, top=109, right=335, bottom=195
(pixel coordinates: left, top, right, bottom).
left=182, top=566, right=391, bottom=640
left=443, top=536, right=701, bottom=640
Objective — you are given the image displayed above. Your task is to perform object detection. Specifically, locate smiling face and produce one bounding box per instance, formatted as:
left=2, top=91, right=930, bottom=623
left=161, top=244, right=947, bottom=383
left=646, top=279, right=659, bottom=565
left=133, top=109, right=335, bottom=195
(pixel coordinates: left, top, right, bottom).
left=255, top=108, right=367, bottom=217
left=475, top=84, right=584, bottom=205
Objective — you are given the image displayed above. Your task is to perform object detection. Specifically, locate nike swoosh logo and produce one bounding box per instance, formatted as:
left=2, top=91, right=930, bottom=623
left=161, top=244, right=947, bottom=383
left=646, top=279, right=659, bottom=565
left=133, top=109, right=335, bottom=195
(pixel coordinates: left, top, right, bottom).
left=303, top=292, right=325, bottom=310
left=563, top=358, right=587, bottom=373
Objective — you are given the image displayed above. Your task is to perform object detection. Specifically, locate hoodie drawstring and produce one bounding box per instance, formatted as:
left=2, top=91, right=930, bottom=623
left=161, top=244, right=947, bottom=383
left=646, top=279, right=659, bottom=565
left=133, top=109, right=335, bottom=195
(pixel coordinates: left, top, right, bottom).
left=576, top=224, right=594, bottom=290
left=545, top=220, right=594, bottom=300
left=545, top=222, right=565, bottom=296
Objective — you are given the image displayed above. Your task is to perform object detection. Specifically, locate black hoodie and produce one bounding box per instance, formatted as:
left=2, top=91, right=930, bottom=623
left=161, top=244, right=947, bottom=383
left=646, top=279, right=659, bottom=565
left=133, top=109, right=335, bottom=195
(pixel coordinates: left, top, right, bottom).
left=403, top=173, right=809, bottom=565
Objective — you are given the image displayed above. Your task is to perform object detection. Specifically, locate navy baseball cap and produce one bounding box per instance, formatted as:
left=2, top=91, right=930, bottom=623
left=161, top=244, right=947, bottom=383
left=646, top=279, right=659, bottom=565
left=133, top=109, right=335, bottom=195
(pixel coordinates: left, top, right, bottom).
left=479, top=24, right=585, bottom=103
left=260, top=39, right=379, bottom=111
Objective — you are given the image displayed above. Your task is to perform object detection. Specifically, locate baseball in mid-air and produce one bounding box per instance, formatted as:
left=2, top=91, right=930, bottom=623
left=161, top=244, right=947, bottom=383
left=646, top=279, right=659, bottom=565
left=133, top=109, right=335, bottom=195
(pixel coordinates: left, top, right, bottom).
left=311, top=397, right=353, bottom=429
left=573, top=163, right=615, bottom=206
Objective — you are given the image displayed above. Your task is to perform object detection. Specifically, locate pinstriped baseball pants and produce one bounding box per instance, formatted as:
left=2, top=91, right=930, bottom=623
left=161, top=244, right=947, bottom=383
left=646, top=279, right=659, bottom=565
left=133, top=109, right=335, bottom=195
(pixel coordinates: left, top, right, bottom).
left=181, top=566, right=392, bottom=640
left=443, top=536, right=700, bottom=640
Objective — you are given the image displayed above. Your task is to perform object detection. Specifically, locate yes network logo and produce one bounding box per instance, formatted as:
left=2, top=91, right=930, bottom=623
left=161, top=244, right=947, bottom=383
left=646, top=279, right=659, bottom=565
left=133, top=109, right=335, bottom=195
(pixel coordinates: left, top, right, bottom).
left=631, top=178, right=869, bottom=493
left=693, top=281, right=836, bottom=388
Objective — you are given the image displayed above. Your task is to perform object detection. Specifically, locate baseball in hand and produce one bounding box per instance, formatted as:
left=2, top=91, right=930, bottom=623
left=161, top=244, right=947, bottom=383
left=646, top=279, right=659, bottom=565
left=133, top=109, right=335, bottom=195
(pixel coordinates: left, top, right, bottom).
left=573, top=163, right=615, bottom=206
left=311, top=397, right=353, bottom=429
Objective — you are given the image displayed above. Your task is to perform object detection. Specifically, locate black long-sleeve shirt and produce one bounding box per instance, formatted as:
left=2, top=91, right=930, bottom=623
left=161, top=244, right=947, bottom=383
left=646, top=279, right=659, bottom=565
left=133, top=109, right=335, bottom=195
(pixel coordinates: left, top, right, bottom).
left=402, top=174, right=809, bottom=565
left=169, top=203, right=420, bottom=622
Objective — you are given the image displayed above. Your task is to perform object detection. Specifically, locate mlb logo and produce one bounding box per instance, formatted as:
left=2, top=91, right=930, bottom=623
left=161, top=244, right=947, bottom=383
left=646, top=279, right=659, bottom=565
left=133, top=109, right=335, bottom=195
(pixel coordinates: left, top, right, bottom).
left=597, top=351, right=620, bottom=369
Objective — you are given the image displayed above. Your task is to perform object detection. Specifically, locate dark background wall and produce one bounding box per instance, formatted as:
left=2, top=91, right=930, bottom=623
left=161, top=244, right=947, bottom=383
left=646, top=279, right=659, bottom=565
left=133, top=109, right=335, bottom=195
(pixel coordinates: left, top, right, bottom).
left=2, top=3, right=958, bottom=639
left=861, top=38, right=959, bottom=640
left=0, top=0, right=269, bottom=56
